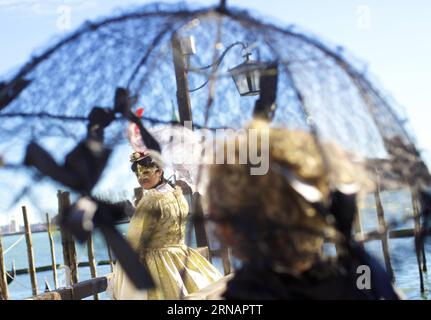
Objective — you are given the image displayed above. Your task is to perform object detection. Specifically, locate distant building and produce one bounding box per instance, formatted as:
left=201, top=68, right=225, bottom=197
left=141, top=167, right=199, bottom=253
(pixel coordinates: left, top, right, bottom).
left=0, top=225, right=8, bottom=235
left=0, top=219, right=51, bottom=235
left=9, top=218, right=18, bottom=233
left=30, top=223, right=47, bottom=232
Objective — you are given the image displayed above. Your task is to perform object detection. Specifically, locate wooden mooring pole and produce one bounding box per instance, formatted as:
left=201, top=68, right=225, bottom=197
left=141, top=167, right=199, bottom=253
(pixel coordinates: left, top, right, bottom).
left=412, top=190, right=427, bottom=272
left=57, top=190, right=79, bottom=285
left=411, top=188, right=426, bottom=293
left=0, top=233, right=9, bottom=300
left=354, top=206, right=365, bottom=249
left=221, top=247, right=232, bottom=275
left=46, top=213, right=58, bottom=289
left=22, top=206, right=38, bottom=296
left=192, top=193, right=210, bottom=253
left=374, top=184, right=395, bottom=282
left=107, top=246, right=114, bottom=272
left=87, top=234, right=98, bottom=300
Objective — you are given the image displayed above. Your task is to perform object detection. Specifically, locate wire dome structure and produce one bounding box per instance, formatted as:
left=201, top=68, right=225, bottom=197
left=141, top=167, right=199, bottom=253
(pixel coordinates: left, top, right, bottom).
left=0, top=3, right=430, bottom=236
left=1, top=0, right=431, bottom=300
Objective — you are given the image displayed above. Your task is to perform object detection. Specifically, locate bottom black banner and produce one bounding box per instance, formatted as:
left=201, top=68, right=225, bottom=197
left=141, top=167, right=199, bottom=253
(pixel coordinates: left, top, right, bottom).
left=1, top=300, right=427, bottom=319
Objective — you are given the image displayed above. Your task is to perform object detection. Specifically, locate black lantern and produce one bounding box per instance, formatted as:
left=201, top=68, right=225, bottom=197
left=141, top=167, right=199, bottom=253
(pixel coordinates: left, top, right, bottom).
left=180, top=38, right=266, bottom=97
left=229, top=53, right=265, bottom=96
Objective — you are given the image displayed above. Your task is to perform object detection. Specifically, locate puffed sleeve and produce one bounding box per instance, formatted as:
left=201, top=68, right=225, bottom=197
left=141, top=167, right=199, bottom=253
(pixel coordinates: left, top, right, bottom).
left=126, top=190, right=164, bottom=250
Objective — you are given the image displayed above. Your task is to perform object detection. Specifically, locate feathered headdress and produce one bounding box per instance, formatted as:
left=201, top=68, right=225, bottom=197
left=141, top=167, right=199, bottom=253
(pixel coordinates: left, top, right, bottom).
left=127, top=108, right=164, bottom=169
left=127, top=107, right=146, bottom=153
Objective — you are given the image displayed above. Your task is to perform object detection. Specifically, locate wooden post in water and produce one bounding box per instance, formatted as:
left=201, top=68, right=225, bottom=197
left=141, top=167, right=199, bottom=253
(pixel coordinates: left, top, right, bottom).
left=57, top=190, right=79, bottom=285
left=0, top=234, right=9, bottom=300
left=22, top=206, right=38, bottom=296
left=373, top=184, right=395, bottom=282
left=87, top=234, right=98, bottom=300
left=107, top=246, right=114, bottom=272
left=221, top=247, right=232, bottom=275
left=46, top=213, right=58, bottom=289
left=191, top=193, right=210, bottom=250
left=412, top=190, right=427, bottom=272
left=354, top=206, right=365, bottom=249
left=58, top=191, right=70, bottom=269
left=411, top=188, right=425, bottom=292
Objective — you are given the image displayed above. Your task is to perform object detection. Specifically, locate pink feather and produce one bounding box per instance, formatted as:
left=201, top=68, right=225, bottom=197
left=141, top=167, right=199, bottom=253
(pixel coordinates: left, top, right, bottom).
left=127, top=107, right=147, bottom=153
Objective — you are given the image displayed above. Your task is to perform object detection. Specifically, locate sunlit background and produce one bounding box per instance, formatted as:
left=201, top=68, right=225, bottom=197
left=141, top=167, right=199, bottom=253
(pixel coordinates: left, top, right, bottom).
left=0, top=0, right=429, bottom=224
left=0, top=0, right=430, bottom=300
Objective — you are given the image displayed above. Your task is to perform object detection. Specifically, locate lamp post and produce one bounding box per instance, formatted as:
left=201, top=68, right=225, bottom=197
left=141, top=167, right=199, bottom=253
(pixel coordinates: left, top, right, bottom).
left=171, top=35, right=192, bottom=126
left=183, top=37, right=265, bottom=96
left=171, top=34, right=273, bottom=125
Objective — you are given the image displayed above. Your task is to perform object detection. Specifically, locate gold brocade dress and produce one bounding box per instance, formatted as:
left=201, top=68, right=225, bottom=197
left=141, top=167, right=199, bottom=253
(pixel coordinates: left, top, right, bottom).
left=112, top=183, right=222, bottom=300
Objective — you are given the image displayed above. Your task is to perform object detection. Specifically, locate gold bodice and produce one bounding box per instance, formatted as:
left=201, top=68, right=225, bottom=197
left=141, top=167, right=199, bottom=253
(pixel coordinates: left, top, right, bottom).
left=127, top=185, right=189, bottom=252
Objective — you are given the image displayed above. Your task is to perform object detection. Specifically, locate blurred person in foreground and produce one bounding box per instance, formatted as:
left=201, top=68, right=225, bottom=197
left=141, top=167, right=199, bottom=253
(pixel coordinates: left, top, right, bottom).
left=205, top=119, right=403, bottom=300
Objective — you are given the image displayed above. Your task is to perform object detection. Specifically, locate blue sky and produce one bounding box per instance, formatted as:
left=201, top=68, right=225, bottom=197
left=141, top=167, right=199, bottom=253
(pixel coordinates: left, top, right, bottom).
left=1, top=0, right=430, bottom=224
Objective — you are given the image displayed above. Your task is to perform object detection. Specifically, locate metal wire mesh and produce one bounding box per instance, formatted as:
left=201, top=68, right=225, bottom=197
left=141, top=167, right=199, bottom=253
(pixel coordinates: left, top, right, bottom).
left=0, top=2, right=429, bottom=226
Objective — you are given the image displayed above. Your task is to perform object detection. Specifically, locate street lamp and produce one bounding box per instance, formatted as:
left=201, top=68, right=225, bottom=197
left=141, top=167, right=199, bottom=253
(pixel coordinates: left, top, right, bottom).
left=179, top=36, right=265, bottom=96
left=172, top=35, right=278, bottom=124
left=229, top=53, right=265, bottom=96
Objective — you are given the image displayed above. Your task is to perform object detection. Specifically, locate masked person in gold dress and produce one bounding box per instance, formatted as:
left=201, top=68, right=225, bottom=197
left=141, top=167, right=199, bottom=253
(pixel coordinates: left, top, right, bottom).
left=112, top=151, right=222, bottom=300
